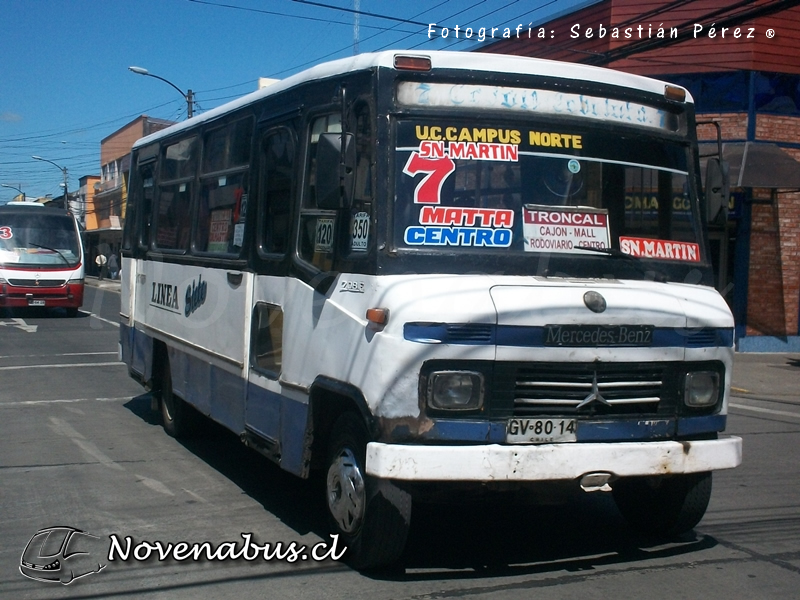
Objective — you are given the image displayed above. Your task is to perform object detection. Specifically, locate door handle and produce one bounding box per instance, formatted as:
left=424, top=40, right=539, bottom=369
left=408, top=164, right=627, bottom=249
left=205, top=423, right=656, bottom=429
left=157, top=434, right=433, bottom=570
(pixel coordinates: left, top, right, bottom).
left=227, top=272, right=243, bottom=286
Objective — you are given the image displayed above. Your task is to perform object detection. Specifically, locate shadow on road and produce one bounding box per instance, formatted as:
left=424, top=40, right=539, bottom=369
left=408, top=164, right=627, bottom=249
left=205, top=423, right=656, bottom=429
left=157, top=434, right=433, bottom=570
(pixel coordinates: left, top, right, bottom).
left=123, top=394, right=717, bottom=579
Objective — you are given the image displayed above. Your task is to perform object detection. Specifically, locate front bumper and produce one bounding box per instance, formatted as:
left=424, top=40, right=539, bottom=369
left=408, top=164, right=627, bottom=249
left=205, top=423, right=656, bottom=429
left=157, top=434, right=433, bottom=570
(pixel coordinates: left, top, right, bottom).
left=366, top=436, right=742, bottom=481
left=0, top=282, right=83, bottom=308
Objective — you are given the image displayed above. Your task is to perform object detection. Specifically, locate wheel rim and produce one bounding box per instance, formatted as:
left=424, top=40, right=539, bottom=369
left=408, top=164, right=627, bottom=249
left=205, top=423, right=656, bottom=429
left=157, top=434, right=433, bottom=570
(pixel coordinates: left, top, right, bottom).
left=162, top=395, right=174, bottom=422
left=326, top=447, right=366, bottom=534
left=161, top=367, right=175, bottom=423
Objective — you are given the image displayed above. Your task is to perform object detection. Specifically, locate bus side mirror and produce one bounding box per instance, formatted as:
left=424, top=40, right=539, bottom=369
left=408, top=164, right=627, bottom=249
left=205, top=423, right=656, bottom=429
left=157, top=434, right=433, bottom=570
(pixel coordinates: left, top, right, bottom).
left=316, top=132, right=355, bottom=210
left=705, top=157, right=730, bottom=225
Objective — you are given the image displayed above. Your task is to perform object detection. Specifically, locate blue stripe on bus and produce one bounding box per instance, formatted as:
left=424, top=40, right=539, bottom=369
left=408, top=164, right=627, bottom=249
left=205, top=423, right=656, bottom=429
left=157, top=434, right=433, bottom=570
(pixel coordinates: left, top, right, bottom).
left=404, top=323, right=734, bottom=348
left=400, top=416, right=723, bottom=443
left=576, top=419, right=676, bottom=441
left=677, top=414, right=727, bottom=436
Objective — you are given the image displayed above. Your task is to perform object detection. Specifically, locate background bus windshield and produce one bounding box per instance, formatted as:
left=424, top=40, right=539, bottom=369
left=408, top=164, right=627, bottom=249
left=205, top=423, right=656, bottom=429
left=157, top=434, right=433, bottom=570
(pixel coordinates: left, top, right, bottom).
left=394, top=120, right=703, bottom=273
left=0, top=214, right=80, bottom=267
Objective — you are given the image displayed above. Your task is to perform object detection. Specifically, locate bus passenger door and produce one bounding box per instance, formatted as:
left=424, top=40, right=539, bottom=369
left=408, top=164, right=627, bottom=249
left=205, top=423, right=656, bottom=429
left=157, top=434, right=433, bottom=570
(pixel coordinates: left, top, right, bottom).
left=245, top=124, right=309, bottom=477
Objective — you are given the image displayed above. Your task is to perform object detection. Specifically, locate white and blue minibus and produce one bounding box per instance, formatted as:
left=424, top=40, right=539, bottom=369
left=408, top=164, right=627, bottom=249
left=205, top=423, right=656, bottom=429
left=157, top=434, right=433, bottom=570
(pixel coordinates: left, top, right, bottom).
left=121, top=51, right=742, bottom=568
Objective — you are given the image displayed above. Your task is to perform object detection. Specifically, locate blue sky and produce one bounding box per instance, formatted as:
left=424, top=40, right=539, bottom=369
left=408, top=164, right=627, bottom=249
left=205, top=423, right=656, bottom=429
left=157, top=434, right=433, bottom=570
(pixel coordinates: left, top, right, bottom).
left=0, top=0, right=589, bottom=202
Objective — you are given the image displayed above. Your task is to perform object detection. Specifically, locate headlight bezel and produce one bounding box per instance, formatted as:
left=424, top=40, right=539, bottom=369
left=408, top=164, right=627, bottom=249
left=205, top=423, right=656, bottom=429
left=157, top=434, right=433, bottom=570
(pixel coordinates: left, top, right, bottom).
left=426, top=370, right=485, bottom=411
left=683, top=370, right=721, bottom=408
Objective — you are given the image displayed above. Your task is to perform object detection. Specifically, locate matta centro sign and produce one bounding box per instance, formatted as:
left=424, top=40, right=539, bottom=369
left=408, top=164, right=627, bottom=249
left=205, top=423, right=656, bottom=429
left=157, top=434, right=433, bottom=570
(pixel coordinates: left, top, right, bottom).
left=523, top=206, right=610, bottom=252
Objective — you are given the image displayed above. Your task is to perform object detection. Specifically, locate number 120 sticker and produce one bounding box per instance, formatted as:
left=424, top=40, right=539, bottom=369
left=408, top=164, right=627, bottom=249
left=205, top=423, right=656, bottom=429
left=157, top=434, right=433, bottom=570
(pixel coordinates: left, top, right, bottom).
left=315, top=218, right=335, bottom=253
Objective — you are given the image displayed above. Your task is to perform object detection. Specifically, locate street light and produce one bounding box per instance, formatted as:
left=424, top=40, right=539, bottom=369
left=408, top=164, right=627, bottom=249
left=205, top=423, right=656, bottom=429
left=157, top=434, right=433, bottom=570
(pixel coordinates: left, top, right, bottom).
left=128, top=66, right=194, bottom=119
left=1, top=183, right=25, bottom=202
left=32, top=155, right=68, bottom=207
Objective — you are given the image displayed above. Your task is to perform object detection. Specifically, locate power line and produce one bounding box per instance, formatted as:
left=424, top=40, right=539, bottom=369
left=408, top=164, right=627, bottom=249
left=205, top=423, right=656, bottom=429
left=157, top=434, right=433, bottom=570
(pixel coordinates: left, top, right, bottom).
left=187, top=0, right=419, bottom=33
left=290, top=0, right=431, bottom=27
left=374, top=0, right=488, bottom=51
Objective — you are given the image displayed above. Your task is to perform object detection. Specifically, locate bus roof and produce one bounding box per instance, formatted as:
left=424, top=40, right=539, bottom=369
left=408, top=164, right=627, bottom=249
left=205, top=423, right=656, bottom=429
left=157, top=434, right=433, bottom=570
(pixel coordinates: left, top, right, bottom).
left=133, top=50, right=691, bottom=150
left=0, top=202, right=73, bottom=217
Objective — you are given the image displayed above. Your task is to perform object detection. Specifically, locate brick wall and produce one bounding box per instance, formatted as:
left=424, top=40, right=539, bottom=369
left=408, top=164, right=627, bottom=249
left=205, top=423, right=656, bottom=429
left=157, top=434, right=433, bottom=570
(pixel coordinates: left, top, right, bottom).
left=696, top=113, right=748, bottom=141
left=696, top=113, right=800, bottom=337
left=766, top=119, right=800, bottom=337
left=777, top=184, right=800, bottom=336
left=746, top=189, right=785, bottom=336
left=757, top=115, right=800, bottom=144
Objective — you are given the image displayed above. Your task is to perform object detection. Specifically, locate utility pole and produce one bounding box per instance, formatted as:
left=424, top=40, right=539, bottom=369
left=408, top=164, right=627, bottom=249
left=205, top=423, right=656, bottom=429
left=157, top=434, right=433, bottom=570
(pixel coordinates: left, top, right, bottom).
left=32, top=156, right=68, bottom=207
left=129, top=66, right=194, bottom=119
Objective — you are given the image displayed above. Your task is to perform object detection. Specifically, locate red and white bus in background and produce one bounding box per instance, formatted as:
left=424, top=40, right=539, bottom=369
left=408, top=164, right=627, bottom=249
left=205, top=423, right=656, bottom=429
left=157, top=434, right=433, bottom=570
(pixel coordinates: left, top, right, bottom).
left=0, top=202, right=84, bottom=317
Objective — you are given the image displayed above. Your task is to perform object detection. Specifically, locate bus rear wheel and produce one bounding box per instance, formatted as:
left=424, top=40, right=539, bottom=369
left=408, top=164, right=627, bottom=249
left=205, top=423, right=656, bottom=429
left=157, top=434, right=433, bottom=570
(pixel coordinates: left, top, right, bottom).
left=612, top=472, right=712, bottom=537
left=159, top=357, right=196, bottom=438
left=325, top=412, right=411, bottom=570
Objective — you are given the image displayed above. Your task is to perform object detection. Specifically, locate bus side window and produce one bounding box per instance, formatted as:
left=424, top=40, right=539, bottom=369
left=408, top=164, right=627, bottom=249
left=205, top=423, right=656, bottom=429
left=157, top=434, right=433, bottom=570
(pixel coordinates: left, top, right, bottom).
left=124, top=163, right=155, bottom=252
left=140, top=171, right=155, bottom=250
left=346, top=102, right=373, bottom=257
left=124, top=143, right=159, bottom=253
left=196, top=118, right=253, bottom=255
left=197, top=173, right=248, bottom=254
left=251, top=303, right=283, bottom=378
left=306, top=114, right=341, bottom=208
left=299, top=114, right=341, bottom=271
left=259, top=128, right=295, bottom=255
left=155, top=138, right=197, bottom=252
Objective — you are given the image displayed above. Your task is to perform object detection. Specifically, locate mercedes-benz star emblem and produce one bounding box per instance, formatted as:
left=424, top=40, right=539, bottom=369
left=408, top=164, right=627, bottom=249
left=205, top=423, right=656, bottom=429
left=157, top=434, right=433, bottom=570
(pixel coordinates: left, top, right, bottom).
left=576, top=371, right=611, bottom=409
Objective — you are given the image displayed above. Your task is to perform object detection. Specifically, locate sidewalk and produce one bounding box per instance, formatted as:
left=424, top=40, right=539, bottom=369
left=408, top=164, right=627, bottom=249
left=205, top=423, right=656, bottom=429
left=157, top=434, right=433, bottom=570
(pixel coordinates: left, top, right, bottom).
left=85, top=275, right=121, bottom=292
left=731, top=352, right=800, bottom=402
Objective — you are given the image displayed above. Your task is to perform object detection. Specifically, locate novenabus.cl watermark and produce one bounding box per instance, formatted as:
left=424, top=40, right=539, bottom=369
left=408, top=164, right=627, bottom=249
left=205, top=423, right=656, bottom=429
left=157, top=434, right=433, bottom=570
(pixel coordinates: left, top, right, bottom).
left=107, top=532, right=346, bottom=563
left=20, top=526, right=345, bottom=585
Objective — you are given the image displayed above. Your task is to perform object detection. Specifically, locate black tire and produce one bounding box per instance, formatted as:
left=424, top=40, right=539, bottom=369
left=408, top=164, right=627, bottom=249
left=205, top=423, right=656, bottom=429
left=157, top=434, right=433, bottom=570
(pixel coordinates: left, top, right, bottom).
left=613, top=472, right=712, bottom=537
left=325, top=412, right=411, bottom=569
left=159, top=357, right=196, bottom=438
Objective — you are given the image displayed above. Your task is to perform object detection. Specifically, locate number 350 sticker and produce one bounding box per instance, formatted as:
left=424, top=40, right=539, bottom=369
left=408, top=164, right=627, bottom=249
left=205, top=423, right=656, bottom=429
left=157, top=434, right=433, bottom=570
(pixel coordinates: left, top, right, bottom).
left=351, top=212, right=370, bottom=251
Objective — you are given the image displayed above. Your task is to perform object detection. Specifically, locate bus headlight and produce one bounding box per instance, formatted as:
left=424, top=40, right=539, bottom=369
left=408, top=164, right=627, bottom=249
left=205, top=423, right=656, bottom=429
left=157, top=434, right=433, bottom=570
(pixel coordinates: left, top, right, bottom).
left=427, top=371, right=484, bottom=410
left=684, top=371, right=720, bottom=407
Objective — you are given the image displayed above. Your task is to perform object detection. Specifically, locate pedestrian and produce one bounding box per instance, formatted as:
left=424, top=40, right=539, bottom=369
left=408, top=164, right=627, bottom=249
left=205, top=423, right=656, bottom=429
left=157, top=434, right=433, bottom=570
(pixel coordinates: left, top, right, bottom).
left=108, top=252, right=119, bottom=280
left=95, top=252, right=108, bottom=280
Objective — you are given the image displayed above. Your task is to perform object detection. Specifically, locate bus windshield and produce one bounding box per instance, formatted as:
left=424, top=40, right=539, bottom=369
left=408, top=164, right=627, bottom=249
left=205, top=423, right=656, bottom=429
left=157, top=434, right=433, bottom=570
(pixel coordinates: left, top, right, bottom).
left=393, top=118, right=704, bottom=280
left=0, top=213, right=81, bottom=267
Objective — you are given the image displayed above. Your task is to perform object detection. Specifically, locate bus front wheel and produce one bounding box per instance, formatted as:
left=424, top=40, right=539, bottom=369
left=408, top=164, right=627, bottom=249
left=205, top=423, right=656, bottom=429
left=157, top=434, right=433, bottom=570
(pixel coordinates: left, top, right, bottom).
left=325, top=412, right=411, bottom=569
left=612, top=471, right=712, bottom=537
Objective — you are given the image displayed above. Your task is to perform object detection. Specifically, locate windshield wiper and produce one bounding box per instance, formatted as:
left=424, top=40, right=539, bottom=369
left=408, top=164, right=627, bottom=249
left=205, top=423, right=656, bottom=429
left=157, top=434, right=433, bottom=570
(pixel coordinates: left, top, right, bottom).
left=574, top=245, right=667, bottom=282
left=28, top=242, right=71, bottom=266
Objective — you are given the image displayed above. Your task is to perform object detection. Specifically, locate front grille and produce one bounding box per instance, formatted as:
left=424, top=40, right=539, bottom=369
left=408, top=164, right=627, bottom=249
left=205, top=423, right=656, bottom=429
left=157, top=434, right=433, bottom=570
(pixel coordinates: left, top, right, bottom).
left=7, top=279, right=66, bottom=288
left=512, top=364, right=666, bottom=417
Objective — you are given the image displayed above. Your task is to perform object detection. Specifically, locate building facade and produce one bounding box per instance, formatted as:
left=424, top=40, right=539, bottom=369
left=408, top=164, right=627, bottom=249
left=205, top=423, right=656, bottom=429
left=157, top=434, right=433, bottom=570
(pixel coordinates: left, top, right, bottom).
left=86, top=116, right=173, bottom=274
left=73, top=174, right=100, bottom=229
left=481, top=0, right=800, bottom=351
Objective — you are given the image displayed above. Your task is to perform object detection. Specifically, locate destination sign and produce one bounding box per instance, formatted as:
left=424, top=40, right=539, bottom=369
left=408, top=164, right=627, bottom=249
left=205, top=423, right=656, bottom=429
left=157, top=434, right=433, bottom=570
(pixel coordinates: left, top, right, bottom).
left=397, top=82, right=676, bottom=132
left=523, top=205, right=610, bottom=253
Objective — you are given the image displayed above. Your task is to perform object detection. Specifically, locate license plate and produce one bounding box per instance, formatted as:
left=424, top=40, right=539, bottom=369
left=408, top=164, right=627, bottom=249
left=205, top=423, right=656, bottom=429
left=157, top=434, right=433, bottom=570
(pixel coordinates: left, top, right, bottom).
left=28, top=299, right=45, bottom=306
left=506, top=418, right=577, bottom=444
